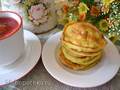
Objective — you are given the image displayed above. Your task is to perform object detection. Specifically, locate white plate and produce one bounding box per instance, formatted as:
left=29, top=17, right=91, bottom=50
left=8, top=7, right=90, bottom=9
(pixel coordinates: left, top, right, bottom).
left=42, top=32, right=120, bottom=88
left=0, top=30, right=41, bottom=86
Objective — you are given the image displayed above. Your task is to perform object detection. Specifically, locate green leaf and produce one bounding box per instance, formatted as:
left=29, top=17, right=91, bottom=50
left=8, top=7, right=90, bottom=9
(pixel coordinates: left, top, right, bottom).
left=88, top=0, right=94, bottom=5
left=81, top=0, right=94, bottom=5
left=69, top=13, right=78, bottom=22
left=81, top=0, right=87, bottom=4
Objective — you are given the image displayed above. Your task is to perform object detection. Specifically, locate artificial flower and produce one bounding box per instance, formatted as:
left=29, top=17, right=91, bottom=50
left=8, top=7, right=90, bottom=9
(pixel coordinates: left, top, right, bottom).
left=29, top=4, right=46, bottom=20
left=90, top=6, right=100, bottom=17
left=107, top=19, right=115, bottom=28
left=79, top=13, right=86, bottom=21
left=101, top=5, right=109, bottom=14
left=109, top=35, right=119, bottom=43
left=78, top=2, right=89, bottom=14
left=63, top=4, right=69, bottom=13
left=99, top=19, right=109, bottom=32
left=28, top=3, right=49, bottom=25
left=102, top=0, right=115, bottom=6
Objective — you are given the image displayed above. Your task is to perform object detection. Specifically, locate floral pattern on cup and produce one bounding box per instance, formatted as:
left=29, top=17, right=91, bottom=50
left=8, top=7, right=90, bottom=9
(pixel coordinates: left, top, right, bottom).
left=28, top=3, right=49, bottom=25
left=22, top=0, right=50, bottom=26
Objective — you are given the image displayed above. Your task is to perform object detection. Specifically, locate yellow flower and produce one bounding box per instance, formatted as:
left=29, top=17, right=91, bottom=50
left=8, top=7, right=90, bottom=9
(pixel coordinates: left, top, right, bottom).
left=99, top=19, right=109, bottom=32
left=78, top=3, right=89, bottom=14
left=102, top=0, right=115, bottom=6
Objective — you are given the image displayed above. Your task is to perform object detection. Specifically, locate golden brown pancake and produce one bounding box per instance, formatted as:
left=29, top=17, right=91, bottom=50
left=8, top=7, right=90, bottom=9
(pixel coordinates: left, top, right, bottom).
left=61, top=47, right=102, bottom=65
left=58, top=50, right=101, bottom=70
left=63, top=22, right=107, bottom=49
left=61, top=39, right=101, bottom=53
left=62, top=44, right=102, bottom=57
left=58, top=22, right=106, bottom=70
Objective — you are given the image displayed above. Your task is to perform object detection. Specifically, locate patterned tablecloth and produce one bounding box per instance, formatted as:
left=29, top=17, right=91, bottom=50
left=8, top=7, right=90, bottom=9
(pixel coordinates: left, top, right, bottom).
left=0, top=28, right=120, bottom=90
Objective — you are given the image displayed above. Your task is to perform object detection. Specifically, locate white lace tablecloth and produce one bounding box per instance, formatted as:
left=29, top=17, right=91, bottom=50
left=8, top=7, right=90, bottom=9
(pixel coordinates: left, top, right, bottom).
left=0, top=28, right=120, bottom=90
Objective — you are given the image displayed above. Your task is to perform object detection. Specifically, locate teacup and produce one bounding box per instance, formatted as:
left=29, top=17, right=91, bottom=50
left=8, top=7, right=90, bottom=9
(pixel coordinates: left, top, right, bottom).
left=1, top=0, right=57, bottom=34
left=0, top=11, right=24, bottom=67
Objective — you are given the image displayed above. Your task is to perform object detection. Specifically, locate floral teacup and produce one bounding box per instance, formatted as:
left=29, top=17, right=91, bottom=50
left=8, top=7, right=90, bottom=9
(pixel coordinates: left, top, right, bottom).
left=1, top=0, right=57, bottom=34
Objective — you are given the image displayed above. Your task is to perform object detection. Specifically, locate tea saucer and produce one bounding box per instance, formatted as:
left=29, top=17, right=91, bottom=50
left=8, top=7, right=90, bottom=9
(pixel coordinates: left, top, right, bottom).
left=0, top=30, right=41, bottom=85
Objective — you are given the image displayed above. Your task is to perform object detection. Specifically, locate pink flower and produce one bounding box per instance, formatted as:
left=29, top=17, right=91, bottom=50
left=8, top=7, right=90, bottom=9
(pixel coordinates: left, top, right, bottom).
left=29, top=4, right=46, bottom=20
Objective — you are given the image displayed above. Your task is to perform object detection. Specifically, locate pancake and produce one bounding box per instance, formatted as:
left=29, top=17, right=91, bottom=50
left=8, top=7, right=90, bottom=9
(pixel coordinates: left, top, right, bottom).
left=61, top=39, right=101, bottom=53
left=61, top=47, right=102, bottom=65
left=58, top=22, right=106, bottom=70
left=63, top=22, right=107, bottom=49
left=58, top=50, right=101, bottom=70
left=64, top=35, right=99, bottom=49
left=62, top=44, right=102, bottom=57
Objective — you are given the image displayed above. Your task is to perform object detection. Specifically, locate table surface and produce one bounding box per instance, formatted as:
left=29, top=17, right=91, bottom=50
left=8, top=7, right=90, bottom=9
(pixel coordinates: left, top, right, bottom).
left=0, top=28, right=120, bottom=90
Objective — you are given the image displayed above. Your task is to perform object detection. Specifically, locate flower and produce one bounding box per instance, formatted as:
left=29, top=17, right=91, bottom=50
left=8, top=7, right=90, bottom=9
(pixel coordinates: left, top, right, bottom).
left=79, top=13, right=86, bottom=21
left=29, top=4, right=46, bottom=20
left=102, top=0, right=115, bottom=6
left=109, top=35, right=119, bottom=43
left=28, top=3, right=49, bottom=25
left=63, top=4, right=69, bottom=13
left=101, top=5, right=109, bottom=14
left=99, top=19, right=109, bottom=32
left=90, top=6, right=100, bottom=17
left=78, top=3, right=89, bottom=14
left=33, top=16, right=48, bottom=25
left=107, top=18, right=115, bottom=28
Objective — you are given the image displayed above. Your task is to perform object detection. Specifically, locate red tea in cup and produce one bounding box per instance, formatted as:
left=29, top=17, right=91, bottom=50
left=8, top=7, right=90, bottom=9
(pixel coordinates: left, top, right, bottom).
left=0, top=17, right=19, bottom=40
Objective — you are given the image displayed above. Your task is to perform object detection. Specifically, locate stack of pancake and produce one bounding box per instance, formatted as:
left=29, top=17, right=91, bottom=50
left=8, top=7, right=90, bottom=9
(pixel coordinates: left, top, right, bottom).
left=58, top=22, right=107, bottom=70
